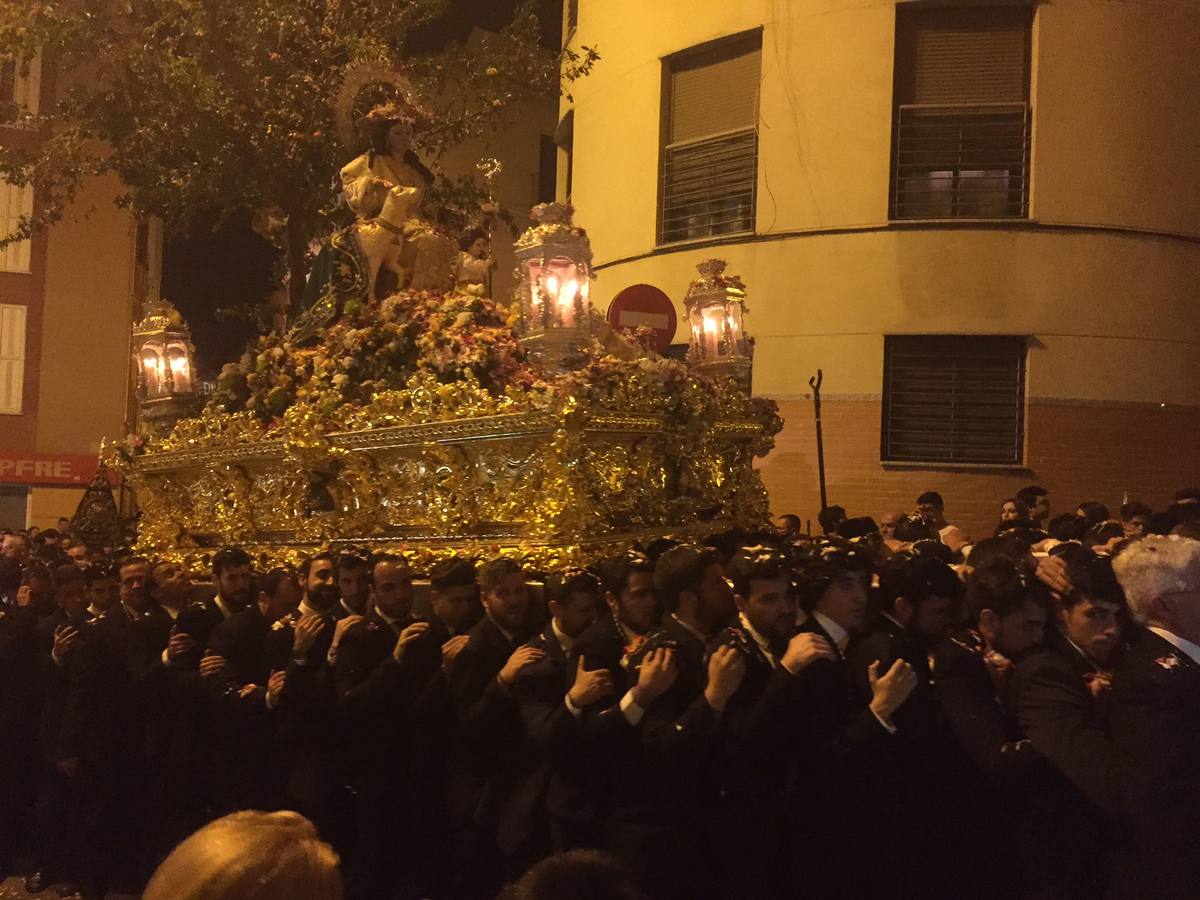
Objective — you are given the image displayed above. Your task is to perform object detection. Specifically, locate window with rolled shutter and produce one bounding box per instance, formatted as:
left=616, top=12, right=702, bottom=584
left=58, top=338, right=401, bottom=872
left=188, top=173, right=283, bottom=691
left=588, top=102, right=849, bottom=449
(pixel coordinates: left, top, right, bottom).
left=658, top=32, right=761, bottom=245
left=0, top=180, right=34, bottom=274
left=890, top=8, right=1031, bottom=219
left=1, top=52, right=41, bottom=117
left=0, top=304, right=27, bottom=415
left=881, top=335, right=1026, bottom=465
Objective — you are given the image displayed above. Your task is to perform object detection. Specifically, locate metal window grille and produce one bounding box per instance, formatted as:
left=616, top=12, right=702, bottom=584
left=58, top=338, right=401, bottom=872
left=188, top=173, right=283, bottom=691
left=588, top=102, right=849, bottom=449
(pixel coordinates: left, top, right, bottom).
left=881, top=335, right=1026, bottom=465
left=658, top=34, right=760, bottom=245
left=659, top=128, right=757, bottom=244
left=892, top=102, right=1029, bottom=219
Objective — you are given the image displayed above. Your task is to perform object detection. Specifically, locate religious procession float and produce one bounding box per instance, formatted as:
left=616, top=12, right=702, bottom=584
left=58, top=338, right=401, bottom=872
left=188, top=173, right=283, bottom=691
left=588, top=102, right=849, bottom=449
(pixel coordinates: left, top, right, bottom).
left=115, top=92, right=782, bottom=571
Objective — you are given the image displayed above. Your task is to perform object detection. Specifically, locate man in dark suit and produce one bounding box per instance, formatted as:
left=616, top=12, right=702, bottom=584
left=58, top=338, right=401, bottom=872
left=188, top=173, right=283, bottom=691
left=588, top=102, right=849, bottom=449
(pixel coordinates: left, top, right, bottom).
left=1109, top=535, right=1200, bottom=898
left=783, top=537, right=916, bottom=896
left=334, top=554, right=428, bottom=900
left=500, top=568, right=611, bottom=879
left=932, top=557, right=1052, bottom=898
left=601, top=545, right=743, bottom=900
left=707, top=544, right=799, bottom=899
left=203, top=567, right=299, bottom=814
left=1007, top=548, right=1126, bottom=898
left=846, top=549, right=963, bottom=896
left=0, top=561, right=46, bottom=882
left=169, top=547, right=255, bottom=669
left=561, top=551, right=657, bottom=850
left=448, top=556, right=540, bottom=898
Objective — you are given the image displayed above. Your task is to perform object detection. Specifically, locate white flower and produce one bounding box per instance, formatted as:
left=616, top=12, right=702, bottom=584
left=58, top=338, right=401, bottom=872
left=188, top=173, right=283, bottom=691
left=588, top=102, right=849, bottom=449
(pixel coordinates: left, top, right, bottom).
left=332, top=373, right=350, bottom=388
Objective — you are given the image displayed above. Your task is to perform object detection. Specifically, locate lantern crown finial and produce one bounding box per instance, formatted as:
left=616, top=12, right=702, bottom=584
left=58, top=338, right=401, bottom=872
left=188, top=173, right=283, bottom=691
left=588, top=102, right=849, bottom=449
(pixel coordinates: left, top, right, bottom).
left=696, top=258, right=726, bottom=278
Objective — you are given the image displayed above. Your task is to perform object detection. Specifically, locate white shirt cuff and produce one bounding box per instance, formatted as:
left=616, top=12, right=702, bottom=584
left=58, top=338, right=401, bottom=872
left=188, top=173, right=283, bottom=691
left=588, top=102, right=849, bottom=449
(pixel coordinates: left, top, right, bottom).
left=619, top=688, right=645, bottom=726
left=871, top=707, right=898, bottom=735
left=564, top=693, right=584, bottom=719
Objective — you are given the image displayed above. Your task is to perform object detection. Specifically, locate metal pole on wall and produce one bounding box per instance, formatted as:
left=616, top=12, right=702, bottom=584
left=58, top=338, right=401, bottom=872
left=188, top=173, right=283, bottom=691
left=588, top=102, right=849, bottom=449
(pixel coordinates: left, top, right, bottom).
left=809, top=369, right=828, bottom=513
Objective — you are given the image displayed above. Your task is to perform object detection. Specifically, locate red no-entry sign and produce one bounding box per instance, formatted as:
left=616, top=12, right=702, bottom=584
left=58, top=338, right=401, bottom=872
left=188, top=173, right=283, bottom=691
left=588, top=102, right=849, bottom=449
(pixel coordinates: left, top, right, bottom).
left=607, top=284, right=678, bottom=354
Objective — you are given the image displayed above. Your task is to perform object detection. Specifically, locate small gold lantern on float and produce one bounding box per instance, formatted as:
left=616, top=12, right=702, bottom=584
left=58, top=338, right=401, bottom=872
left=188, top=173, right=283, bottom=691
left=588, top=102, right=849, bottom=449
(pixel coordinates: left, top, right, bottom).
left=684, top=258, right=753, bottom=390
left=132, top=298, right=199, bottom=434
left=514, top=202, right=593, bottom=369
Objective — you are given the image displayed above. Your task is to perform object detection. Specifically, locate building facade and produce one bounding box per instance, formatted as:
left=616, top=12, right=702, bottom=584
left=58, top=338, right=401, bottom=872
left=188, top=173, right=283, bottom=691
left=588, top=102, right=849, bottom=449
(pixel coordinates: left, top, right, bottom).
left=0, top=54, right=143, bottom=530
left=559, top=0, right=1200, bottom=539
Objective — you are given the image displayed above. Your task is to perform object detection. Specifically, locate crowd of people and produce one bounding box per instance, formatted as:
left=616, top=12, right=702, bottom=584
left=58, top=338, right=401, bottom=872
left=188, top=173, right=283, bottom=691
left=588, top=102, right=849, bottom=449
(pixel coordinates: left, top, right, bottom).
left=1, top=486, right=1199, bottom=900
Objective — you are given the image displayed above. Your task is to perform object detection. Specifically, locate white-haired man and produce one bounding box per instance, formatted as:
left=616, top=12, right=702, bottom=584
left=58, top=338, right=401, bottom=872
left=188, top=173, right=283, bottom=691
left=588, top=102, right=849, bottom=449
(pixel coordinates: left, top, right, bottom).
left=1110, top=535, right=1200, bottom=899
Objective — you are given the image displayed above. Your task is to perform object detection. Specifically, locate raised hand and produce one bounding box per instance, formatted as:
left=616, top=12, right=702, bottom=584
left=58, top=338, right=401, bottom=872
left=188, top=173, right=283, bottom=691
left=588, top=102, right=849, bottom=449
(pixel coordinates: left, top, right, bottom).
left=867, top=658, right=918, bottom=722
left=331, top=614, right=365, bottom=650
left=633, top=647, right=678, bottom=707
left=498, top=645, right=545, bottom=687
left=52, top=625, right=79, bottom=662
left=441, top=634, right=470, bottom=674
left=392, top=620, right=430, bottom=662
left=166, top=627, right=197, bottom=664
left=266, top=669, right=286, bottom=706
left=199, top=653, right=227, bottom=679
left=1035, top=555, right=1072, bottom=598
left=781, top=631, right=837, bottom=675
left=292, top=615, right=327, bottom=655
left=567, top=656, right=615, bottom=708
left=704, top=645, right=747, bottom=712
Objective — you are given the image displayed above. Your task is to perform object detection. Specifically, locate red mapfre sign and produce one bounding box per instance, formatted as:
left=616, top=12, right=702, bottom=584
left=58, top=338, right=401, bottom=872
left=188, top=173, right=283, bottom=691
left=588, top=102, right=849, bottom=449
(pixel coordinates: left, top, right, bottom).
left=0, top=452, right=103, bottom=486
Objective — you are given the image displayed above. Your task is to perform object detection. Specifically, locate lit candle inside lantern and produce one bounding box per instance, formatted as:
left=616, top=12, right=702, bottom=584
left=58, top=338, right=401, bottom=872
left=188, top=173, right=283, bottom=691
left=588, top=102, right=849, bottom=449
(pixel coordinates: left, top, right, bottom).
left=560, top=278, right=579, bottom=327
left=702, top=312, right=721, bottom=359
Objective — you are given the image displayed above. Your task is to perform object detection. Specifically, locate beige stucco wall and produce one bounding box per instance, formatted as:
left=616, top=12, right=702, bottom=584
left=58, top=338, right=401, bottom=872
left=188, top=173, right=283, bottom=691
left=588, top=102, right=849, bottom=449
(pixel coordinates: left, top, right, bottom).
left=29, top=171, right=136, bottom=528
left=563, top=0, right=1200, bottom=408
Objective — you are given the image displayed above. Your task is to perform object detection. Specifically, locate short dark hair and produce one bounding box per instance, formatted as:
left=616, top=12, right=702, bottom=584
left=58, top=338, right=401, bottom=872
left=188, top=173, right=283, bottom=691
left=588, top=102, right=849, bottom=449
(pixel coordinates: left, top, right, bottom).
left=259, top=567, right=299, bottom=599
left=969, top=533, right=1033, bottom=568
left=776, top=513, right=801, bottom=531
left=336, top=552, right=369, bottom=573
left=430, top=557, right=477, bottom=590
left=1059, top=551, right=1125, bottom=611
left=836, top=517, right=879, bottom=540
left=596, top=551, right=654, bottom=597
left=1075, top=501, right=1110, bottom=528
left=369, top=554, right=409, bottom=580
left=1085, top=521, right=1125, bottom=548
left=878, top=553, right=961, bottom=615
left=817, top=505, right=846, bottom=534
left=893, top=514, right=933, bottom=543
left=83, top=562, right=118, bottom=586
left=964, top=559, right=1045, bottom=626
left=1016, top=485, right=1048, bottom=508
left=1120, top=501, right=1153, bottom=521
left=120, top=555, right=151, bottom=572
left=1048, top=513, right=1088, bottom=543
left=728, top=545, right=790, bottom=598
left=53, top=563, right=85, bottom=587
left=544, top=568, right=601, bottom=608
left=792, top=537, right=872, bottom=611
left=479, top=557, right=523, bottom=593
left=653, top=545, right=719, bottom=614
left=213, top=547, right=252, bottom=577
left=299, top=551, right=336, bottom=580
left=916, top=491, right=944, bottom=508
left=1144, top=511, right=1179, bottom=536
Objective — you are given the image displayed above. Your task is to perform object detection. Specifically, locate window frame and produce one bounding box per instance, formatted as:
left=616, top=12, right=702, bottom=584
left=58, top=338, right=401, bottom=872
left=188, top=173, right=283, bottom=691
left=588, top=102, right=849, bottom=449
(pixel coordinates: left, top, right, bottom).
left=0, top=303, right=28, bottom=415
left=888, top=7, right=1032, bottom=221
left=880, top=334, right=1028, bottom=467
left=656, top=29, right=762, bottom=247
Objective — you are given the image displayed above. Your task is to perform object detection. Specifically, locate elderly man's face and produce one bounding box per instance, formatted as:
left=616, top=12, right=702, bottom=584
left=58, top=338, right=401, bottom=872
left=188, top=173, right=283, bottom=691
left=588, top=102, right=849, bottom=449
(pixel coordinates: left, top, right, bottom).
left=2, top=535, right=29, bottom=562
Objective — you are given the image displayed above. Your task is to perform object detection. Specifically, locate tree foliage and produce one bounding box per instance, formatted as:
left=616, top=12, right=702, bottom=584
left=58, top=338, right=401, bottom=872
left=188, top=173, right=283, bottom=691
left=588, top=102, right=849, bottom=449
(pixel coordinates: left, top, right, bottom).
left=0, top=0, right=597, bottom=303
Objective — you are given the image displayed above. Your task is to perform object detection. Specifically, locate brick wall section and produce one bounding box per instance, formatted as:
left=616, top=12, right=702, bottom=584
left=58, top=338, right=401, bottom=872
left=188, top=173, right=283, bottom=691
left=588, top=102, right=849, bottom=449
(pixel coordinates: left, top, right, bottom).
left=758, top=399, right=1200, bottom=541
